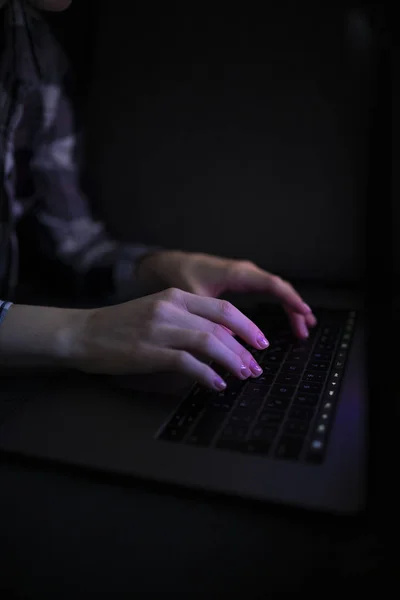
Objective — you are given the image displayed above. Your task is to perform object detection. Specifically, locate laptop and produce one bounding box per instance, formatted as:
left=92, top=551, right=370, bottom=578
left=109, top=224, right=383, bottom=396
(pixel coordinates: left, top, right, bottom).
left=0, top=284, right=367, bottom=515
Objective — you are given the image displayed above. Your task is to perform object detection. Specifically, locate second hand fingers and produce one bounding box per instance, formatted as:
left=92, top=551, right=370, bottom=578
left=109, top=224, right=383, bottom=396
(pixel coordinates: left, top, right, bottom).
left=284, top=307, right=309, bottom=339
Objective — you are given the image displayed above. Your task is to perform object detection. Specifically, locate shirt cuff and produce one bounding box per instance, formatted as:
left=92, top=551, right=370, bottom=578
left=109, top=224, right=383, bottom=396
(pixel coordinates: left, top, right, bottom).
left=0, top=301, right=13, bottom=327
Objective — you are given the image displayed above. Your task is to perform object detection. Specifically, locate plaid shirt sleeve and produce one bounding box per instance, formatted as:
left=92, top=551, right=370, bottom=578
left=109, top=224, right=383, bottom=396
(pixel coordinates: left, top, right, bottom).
left=29, top=77, right=158, bottom=304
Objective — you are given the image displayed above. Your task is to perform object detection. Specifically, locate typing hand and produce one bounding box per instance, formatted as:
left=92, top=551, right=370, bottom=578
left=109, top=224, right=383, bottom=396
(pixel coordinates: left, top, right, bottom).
left=73, top=288, right=270, bottom=390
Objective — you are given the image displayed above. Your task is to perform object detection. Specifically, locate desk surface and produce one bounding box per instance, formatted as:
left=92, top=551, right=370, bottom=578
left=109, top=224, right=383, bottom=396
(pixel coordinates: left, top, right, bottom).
left=0, top=451, right=388, bottom=599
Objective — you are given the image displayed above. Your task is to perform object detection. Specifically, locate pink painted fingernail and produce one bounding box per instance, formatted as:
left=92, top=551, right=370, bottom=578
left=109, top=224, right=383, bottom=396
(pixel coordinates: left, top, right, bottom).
left=250, top=359, right=263, bottom=376
left=214, top=377, right=227, bottom=391
left=240, top=364, right=252, bottom=379
left=257, top=334, right=269, bottom=349
left=301, top=324, right=309, bottom=338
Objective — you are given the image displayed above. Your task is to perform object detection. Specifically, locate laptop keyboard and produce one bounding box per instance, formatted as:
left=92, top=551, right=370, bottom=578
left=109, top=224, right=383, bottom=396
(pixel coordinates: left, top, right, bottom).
left=157, top=308, right=357, bottom=464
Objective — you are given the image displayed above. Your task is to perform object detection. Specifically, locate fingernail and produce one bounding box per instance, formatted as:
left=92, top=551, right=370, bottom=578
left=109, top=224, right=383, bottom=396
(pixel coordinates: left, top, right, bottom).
left=240, top=364, right=252, bottom=379
left=250, top=359, right=263, bottom=376
left=309, top=315, right=318, bottom=327
left=301, top=324, right=309, bottom=338
left=303, top=303, right=312, bottom=314
left=214, top=377, right=227, bottom=391
left=257, top=334, right=269, bottom=349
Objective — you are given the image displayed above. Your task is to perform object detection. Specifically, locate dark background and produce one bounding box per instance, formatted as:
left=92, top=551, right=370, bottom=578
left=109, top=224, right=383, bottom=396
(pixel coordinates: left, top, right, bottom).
left=84, top=1, right=374, bottom=287
left=48, top=1, right=390, bottom=286
left=45, top=1, right=394, bottom=292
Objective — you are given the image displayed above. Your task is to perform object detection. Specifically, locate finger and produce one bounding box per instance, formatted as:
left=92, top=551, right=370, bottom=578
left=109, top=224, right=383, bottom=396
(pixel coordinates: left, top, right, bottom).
left=283, top=303, right=317, bottom=336
left=181, top=293, right=270, bottom=350
left=237, top=269, right=313, bottom=317
left=284, top=309, right=309, bottom=339
left=162, top=326, right=263, bottom=380
left=306, top=312, right=318, bottom=328
left=157, top=320, right=263, bottom=378
left=158, top=348, right=228, bottom=391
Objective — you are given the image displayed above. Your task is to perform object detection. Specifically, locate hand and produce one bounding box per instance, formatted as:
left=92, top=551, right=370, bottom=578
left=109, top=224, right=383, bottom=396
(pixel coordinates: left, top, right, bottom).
left=137, top=251, right=317, bottom=338
left=73, top=288, right=270, bottom=390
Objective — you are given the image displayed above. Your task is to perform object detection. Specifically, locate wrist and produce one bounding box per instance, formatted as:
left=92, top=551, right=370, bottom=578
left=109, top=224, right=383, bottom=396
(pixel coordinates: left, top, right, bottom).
left=0, top=304, right=91, bottom=369
left=136, top=249, right=186, bottom=292
left=54, top=307, right=93, bottom=369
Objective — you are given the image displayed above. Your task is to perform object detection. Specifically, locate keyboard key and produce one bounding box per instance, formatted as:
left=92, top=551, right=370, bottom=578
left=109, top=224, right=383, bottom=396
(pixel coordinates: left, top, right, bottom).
left=321, top=326, right=339, bottom=338
left=294, top=393, right=319, bottom=407
left=265, top=397, right=290, bottom=410
left=289, top=406, right=315, bottom=421
left=178, top=395, right=207, bottom=416
left=161, top=396, right=206, bottom=439
left=225, top=377, right=246, bottom=393
left=267, top=343, right=290, bottom=353
left=307, top=361, right=329, bottom=372
left=291, top=338, right=314, bottom=350
left=315, top=342, right=335, bottom=352
left=314, top=422, right=328, bottom=435
left=270, top=384, right=296, bottom=398
left=238, top=396, right=264, bottom=410
left=160, top=424, right=187, bottom=442
left=275, top=373, right=301, bottom=384
left=290, top=345, right=309, bottom=355
left=275, top=435, right=304, bottom=460
left=261, top=352, right=286, bottom=364
left=320, top=400, right=334, bottom=412
left=243, top=382, right=270, bottom=399
left=312, top=352, right=332, bottom=362
left=261, top=363, right=280, bottom=375
left=283, top=420, right=309, bottom=436
left=171, top=408, right=201, bottom=429
left=257, top=410, right=285, bottom=425
left=334, top=359, right=345, bottom=369
left=306, top=438, right=326, bottom=463
left=256, top=373, right=276, bottom=385
left=298, top=382, right=323, bottom=394
left=230, top=408, right=259, bottom=425
left=286, top=353, right=307, bottom=365
left=186, top=410, right=227, bottom=446
left=244, top=426, right=279, bottom=454
left=281, top=363, right=303, bottom=374
left=324, top=388, right=338, bottom=402
left=216, top=424, right=248, bottom=450
left=302, top=371, right=326, bottom=383
left=211, top=392, right=239, bottom=411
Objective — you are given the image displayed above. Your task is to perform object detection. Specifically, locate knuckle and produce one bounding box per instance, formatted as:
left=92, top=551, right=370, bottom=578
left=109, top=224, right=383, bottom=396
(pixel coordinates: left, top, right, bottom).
left=151, top=299, right=170, bottom=320
left=211, top=323, right=225, bottom=338
left=239, top=259, right=255, bottom=269
left=270, top=274, right=282, bottom=285
left=163, top=287, right=182, bottom=303
left=199, top=331, right=215, bottom=352
left=241, top=348, right=253, bottom=364
left=219, top=299, right=234, bottom=318
left=232, top=259, right=255, bottom=275
left=174, top=350, right=190, bottom=371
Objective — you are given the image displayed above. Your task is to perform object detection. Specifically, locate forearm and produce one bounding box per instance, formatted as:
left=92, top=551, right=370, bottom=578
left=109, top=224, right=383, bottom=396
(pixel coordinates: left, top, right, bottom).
left=0, top=303, right=85, bottom=368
